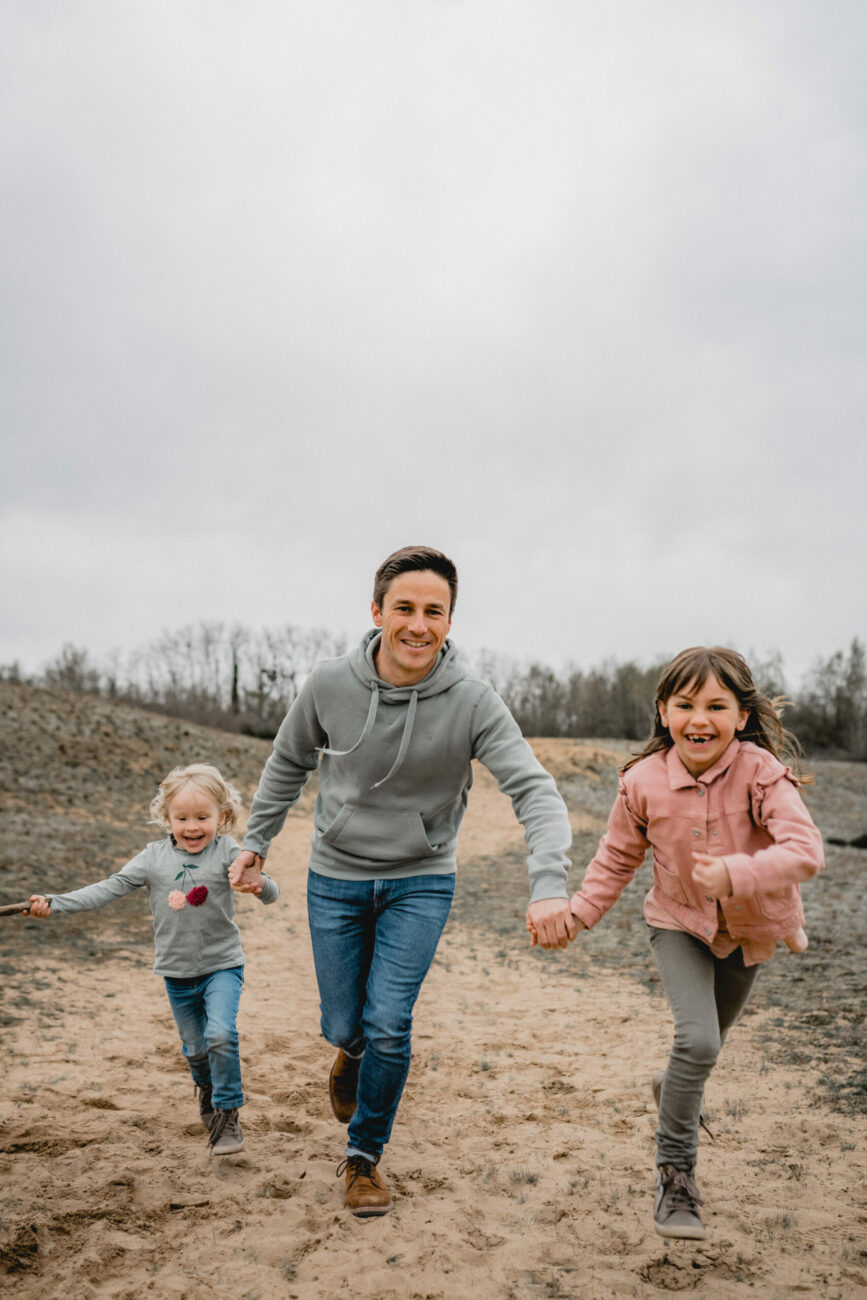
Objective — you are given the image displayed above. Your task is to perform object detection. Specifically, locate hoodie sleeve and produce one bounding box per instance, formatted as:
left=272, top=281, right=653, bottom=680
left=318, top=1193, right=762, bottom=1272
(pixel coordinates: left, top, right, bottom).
left=470, top=688, right=572, bottom=903
left=48, top=846, right=151, bottom=913
left=242, top=673, right=325, bottom=859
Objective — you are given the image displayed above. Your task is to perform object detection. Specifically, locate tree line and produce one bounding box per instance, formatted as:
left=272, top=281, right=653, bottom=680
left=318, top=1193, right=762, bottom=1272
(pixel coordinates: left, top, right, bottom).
left=2, top=626, right=864, bottom=759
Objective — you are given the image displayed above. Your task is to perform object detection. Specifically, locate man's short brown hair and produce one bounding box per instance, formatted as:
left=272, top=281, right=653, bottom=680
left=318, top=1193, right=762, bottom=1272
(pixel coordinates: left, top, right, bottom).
left=373, top=546, right=458, bottom=616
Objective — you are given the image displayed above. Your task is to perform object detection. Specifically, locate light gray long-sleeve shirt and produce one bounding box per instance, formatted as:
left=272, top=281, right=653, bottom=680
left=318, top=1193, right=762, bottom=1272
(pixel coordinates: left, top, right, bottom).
left=48, top=834, right=280, bottom=977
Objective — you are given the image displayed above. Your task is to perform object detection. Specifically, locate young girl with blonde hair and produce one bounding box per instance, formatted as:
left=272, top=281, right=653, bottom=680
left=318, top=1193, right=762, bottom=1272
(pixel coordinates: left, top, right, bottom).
left=559, top=647, right=823, bottom=1239
left=26, top=763, right=279, bottom=1156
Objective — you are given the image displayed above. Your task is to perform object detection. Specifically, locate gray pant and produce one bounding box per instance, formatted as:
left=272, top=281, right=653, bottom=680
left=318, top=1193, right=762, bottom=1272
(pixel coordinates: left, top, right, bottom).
left=649, top=926, right=759, bottom=1170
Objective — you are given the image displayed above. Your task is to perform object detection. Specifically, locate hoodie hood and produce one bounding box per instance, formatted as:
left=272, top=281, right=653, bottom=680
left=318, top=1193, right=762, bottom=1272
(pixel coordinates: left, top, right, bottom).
left=317, top=630, right=469, bottom=788
left=353, top=628, right=467, bottom=700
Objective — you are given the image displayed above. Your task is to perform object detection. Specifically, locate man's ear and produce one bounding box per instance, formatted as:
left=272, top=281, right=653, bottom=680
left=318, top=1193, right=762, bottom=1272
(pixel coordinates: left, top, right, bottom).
left=371, top=601, right=382, bottom=627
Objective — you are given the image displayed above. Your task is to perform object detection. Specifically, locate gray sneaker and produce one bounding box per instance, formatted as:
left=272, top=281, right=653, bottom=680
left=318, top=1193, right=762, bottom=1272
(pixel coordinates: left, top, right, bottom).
left=653, top=1164, right=706, bottom=1240
left=195, top=1083, right=215, bottom=1130
left=208, top=1108, right=244, bottom=1156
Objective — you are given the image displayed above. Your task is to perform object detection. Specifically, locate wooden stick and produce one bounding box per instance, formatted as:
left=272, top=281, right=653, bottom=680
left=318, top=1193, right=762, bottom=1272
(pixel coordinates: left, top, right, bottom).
left=0, top=901, right=32, bottom=916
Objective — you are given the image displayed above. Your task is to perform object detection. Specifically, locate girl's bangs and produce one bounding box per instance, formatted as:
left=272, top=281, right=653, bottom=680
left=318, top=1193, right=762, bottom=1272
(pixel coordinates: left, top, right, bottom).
left=659, top=650, right=715, bottom=702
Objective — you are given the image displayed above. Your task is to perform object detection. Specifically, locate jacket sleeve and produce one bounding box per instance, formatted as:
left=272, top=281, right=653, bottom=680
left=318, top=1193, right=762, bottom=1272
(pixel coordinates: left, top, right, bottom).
left=242, top=674, right=325, bottom=859
left=569, top=781, right=651, bottom=929
left=724, top=771, right=824, bottom=899
left=48, top=847, right=151, bottom=914
left=470, top=689, right=572, bottom=904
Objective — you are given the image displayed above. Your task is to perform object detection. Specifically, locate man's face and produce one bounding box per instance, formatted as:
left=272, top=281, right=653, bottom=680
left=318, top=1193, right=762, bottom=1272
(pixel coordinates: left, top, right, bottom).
left=371, top=569, right=452, bottom=686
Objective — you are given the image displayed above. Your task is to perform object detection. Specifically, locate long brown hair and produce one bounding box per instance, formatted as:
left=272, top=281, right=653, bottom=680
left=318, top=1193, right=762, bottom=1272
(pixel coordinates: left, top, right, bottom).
left=625, top=646, right=811, bottom=780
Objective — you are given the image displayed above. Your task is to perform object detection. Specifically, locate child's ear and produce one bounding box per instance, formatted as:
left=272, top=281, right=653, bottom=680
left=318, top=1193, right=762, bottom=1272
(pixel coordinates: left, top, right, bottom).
left=736, top=709, right=748, bottom=732
left=657, top=700, right=669, bottom=728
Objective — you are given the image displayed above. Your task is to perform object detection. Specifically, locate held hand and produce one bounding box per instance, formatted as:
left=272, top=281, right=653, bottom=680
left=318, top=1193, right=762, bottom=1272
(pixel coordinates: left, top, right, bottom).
left=691, top=852, right=732, bottom=899
left=229, top=851, right=265, bottom=895
left=24, top=895, right=51, bottom=918
left=784, top=927, right=809, bottom=953
left=525, top=898, right=579, bottom=951
left=526, top=910, right=586, bottom=947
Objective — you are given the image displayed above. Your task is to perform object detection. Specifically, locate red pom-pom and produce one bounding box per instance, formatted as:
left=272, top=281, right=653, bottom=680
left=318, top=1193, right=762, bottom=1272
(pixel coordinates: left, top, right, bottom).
left=186, top=885, right=208, bottom=907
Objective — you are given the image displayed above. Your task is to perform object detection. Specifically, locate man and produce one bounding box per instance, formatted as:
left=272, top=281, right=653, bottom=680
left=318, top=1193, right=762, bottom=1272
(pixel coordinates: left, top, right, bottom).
left=230, top=545, right=575, bottom=1216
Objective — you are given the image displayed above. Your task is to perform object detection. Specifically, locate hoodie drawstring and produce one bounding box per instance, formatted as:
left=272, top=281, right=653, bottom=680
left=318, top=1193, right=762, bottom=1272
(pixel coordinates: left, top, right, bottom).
left=317, top=681, right=420, bottom=791
left=370, top=690, right=418, bottom=789
left=317, top=682, right=380, bottom=759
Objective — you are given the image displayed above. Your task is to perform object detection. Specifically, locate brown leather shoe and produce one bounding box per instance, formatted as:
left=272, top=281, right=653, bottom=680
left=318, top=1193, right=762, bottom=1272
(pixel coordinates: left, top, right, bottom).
left=329, top=1049, right=361, bottom=1123
left=337, top=1155, right=392, bottom=1217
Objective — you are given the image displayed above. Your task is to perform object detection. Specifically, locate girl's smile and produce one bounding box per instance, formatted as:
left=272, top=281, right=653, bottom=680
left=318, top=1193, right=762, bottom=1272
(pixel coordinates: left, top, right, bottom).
left=169, top=786, right=226, bottom=853
left=658, top=673, right=748, bottom=777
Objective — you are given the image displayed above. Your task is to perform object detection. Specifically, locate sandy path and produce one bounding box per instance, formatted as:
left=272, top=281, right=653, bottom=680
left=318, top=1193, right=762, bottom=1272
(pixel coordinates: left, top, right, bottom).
left=2, top=778, right=866, bottom=1298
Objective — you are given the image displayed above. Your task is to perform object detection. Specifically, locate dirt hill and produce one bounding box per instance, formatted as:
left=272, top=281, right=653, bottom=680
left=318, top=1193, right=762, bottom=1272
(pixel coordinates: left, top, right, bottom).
left=1, top=685, right=865, bottom=1297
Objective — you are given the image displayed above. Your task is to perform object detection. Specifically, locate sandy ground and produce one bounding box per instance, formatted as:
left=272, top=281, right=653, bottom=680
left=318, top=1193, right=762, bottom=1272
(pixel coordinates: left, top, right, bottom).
left=2, top=722, right=866, bottom=1297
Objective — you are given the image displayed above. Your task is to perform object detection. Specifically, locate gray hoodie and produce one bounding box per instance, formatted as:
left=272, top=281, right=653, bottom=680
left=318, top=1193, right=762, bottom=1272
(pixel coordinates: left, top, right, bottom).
left=243, top=632, right=571, bottom=903
left=48, top=834, right=280, bottom=977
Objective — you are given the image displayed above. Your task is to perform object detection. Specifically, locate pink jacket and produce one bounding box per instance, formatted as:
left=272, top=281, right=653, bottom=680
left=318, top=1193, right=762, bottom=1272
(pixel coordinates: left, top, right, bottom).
left=569, top=740, right=824, bottom=965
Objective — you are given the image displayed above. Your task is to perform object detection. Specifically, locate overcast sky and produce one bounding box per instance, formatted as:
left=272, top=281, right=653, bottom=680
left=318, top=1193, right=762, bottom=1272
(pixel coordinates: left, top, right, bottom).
left=1, top=1, right=864, bottom=689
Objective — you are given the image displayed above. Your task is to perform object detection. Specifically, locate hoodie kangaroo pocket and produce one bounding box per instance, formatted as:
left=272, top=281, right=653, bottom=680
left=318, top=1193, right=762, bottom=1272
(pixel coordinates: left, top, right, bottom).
left=319, top=805, right=435, bottom=864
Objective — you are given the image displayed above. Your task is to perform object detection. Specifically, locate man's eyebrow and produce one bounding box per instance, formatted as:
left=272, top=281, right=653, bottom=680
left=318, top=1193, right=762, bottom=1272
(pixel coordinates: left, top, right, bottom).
left=394, top=597, right=448, bottom=610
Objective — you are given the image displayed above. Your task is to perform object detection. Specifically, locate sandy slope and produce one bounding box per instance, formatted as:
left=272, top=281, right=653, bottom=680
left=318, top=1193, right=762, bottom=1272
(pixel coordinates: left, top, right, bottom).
left=2, top=751, right=866, bottom=1298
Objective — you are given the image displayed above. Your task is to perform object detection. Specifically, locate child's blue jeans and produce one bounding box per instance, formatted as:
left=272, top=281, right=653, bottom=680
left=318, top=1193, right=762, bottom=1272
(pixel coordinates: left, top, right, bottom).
left=163, top=966, right=245, bottom=1110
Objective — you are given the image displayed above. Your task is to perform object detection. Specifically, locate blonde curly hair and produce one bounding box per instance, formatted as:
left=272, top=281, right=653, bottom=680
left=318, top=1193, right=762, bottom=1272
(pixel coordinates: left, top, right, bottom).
left=149, top=763, right=243, bottom=833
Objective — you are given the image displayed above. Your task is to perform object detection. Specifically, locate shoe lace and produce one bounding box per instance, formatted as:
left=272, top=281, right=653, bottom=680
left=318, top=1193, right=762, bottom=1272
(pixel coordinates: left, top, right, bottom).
left=698, top=1113, right=715, bottom=1142
left=661, top=1166, right=704, bottom=1210
left=336, top=1156, right=377, bottom=1187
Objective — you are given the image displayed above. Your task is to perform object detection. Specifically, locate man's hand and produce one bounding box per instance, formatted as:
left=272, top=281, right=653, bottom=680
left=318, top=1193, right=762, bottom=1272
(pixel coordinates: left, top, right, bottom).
left=229, top=851, right=265, bottom=895
left=691, top=853, right=732, bottom=899
left=24, top=895, right=51, bottom=918
left=525, top=898, right=579, bottom=950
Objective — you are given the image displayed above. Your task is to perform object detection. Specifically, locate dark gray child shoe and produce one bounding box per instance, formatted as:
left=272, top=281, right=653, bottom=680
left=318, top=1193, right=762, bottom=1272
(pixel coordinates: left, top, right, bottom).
left=653, top=1164, right=706, bottom=1240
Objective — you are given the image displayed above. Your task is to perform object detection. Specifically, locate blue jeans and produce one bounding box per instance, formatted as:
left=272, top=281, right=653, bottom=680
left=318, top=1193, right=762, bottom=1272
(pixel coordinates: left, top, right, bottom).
left=307, top=869, right=455, bottom=1159
left=163, top=966, right=245, bottom=1111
